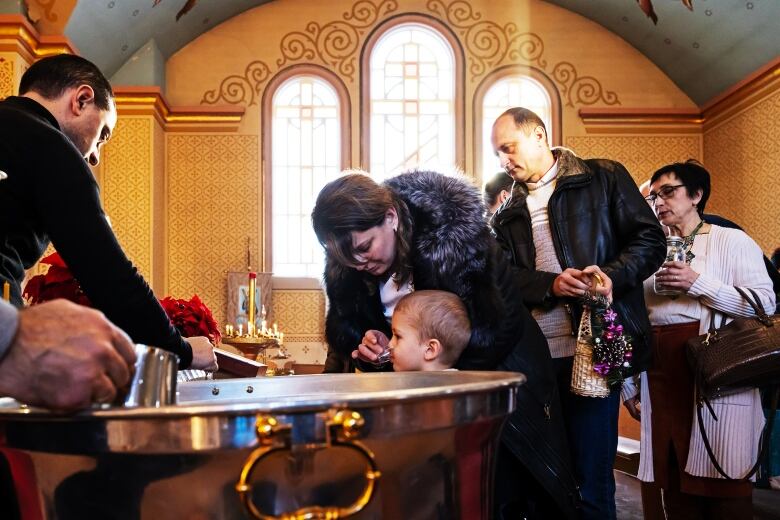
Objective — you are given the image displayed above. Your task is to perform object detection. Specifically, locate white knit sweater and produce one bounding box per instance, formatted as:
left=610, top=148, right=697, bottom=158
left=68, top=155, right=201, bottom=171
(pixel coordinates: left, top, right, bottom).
left=627, top=225, right=776, bottom=482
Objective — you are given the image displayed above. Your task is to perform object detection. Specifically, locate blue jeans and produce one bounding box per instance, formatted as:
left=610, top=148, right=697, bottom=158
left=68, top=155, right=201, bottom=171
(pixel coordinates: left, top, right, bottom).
left=554, top=356, right=620, bottom=520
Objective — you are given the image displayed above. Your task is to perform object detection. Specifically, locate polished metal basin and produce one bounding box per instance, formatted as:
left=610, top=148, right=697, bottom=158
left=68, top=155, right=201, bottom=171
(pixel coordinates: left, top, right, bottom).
left=0, top=371, right=523, bottom=519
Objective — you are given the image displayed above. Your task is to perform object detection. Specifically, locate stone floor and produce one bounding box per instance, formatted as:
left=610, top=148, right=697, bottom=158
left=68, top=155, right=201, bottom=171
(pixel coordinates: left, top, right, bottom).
left=615, top=471, right=780, bottom=519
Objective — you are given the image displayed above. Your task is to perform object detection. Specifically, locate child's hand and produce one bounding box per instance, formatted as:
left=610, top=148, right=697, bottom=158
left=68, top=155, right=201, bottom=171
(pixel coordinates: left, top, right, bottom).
left=352, top=329, right=390, bottom=364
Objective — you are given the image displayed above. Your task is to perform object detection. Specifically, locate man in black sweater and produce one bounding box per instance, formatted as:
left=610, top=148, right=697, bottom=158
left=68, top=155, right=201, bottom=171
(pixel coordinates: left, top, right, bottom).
left=0, top=54, right=216, bottom=371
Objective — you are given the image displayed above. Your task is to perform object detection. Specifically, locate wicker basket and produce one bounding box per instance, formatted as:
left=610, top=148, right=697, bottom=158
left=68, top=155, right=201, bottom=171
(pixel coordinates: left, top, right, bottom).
left=570, top=306, right=610, bottom=398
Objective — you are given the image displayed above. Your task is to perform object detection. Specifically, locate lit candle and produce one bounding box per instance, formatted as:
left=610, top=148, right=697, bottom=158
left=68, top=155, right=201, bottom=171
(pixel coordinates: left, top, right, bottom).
left=261, top=320, right=267, bottom=334
left=2, top=281, right=9, bottom=302
left=273, top=323, right=278, bottom=336
left=248, top=322, right=254, bottom=337
left=238, top=324, right=243, bottom=337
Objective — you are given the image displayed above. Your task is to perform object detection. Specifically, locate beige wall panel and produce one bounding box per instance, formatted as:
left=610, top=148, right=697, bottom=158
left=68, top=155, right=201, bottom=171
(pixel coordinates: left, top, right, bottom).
left=101, top=117, right=154, bottom=282
left=704, top=88, right=780, bottom=256
left=566, top=135, right=702, bottom=185
left=166, top=134, right=259, bottom=325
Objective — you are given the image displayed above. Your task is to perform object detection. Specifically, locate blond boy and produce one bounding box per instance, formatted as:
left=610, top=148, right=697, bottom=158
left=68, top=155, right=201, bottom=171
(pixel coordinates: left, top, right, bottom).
left=388, top=290, right=471, bottom=371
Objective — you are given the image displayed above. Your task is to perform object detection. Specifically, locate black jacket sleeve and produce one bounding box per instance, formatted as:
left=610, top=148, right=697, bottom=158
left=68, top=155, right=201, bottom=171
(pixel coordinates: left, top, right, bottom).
left=597, top=161, right=666, bottom=298
left=31, top=130, right=193, bottom=367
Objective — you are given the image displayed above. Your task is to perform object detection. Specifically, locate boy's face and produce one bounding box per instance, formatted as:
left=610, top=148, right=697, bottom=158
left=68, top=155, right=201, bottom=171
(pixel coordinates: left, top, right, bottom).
left=389, top=311, right=426, bottom=371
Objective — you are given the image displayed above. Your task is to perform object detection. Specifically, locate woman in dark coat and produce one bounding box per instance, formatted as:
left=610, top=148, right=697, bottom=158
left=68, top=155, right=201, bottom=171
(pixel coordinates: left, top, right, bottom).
left=312, top=170, right=579, bottom=519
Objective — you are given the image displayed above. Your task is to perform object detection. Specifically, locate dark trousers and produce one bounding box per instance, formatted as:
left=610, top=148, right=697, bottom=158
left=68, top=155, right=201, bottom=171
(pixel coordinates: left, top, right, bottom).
left=554, top=357, right=620, bottom=520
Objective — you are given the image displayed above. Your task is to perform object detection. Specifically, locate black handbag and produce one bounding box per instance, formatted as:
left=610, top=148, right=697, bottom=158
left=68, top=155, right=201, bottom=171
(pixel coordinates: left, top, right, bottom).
left=686, top=287, right=780, bottom=480
left=686, top=287, right=780, bottom=398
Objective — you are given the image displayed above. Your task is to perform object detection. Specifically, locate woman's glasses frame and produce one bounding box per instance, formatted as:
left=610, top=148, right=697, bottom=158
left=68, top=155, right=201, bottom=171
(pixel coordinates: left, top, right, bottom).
left=645, top=184, right=686, bottom=205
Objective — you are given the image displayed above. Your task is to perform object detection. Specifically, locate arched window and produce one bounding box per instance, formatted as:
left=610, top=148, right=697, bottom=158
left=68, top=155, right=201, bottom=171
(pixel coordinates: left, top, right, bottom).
left=264, top=68, right=349, bottom=280
left=475, top=67, right=561, bottom=183
left=364, top=19, right=462, bottom=180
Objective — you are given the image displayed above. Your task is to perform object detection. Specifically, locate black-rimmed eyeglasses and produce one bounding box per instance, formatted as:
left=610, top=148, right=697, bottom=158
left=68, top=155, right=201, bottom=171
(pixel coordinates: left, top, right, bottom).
left=644, top=184, right=685, bottom=204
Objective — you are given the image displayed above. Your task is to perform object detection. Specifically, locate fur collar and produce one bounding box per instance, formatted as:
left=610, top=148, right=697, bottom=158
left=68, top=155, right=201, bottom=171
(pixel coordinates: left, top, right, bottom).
left=385, top=170, right=489, bottom=289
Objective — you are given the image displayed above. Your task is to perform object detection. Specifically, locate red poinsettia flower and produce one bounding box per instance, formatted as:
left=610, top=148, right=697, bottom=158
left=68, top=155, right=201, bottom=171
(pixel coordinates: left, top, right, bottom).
left=22, top=252, right=91, bottom=307
left=159, top=294, right=221, bottom=345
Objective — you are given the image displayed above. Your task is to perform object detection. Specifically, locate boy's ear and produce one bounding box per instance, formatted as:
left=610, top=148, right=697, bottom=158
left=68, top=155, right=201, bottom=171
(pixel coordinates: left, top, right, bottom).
left=423, top=339, right=442, bottom=361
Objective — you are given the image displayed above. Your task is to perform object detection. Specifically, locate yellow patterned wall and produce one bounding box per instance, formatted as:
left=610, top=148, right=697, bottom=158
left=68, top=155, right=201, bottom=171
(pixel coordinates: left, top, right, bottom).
left=704, top=87, right=780, bottom=255
left=166, top=134, right=259, bottom=326
left=100, top=116, right=155, bottom=285
left=0, top=56, right=13, bottom=98
left=566, top=135, right=703, bottom=185
left=153, top=120, right=167, bottom=293
left=272, top=289, right=329, bottom=364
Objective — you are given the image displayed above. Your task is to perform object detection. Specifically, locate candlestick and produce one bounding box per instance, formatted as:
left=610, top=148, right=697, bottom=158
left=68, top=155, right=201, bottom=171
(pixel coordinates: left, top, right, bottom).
left=248, top=272, right=256, bottom=336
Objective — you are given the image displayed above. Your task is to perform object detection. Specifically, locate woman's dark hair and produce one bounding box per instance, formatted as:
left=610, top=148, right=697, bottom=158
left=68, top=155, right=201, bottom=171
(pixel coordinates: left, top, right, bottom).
left=650, top=159, right=711, bottom=216
left=19, top=54, right=114, bottom=111
left=483, top=171, right=514, bottom=208
left=312, top=172, right=413, bottom=284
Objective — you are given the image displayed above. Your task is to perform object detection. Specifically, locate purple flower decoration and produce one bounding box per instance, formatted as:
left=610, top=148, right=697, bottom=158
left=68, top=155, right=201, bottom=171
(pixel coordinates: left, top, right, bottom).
left=594, top=362, right=610, bottom=375
left=603, top=309, right=618, bottom=322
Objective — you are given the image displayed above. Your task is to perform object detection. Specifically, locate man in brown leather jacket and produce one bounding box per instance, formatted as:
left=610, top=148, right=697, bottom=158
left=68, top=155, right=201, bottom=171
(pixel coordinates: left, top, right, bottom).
left=490, top=107, right=666, bottom=520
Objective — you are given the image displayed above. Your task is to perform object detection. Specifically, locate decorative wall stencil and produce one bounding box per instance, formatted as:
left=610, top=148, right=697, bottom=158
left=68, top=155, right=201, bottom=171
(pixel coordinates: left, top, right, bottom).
left=552, top=62, right=620, bottom=107
left=201, top=0, right=397, bottom=105
left=0, top=58, right=13, bottom=99
left=167, top=134, right=259, bottom=326
left=201, top=60, right=272, bottom=106
left=276, top=0, right=399, bottom=81
left=704, top=88, right=780, bottom=255
left=426, top=0, right=620, bottom=106
left=101, top=117, right=154, bottom=280
left=426, top=0, right=547, bottom=79
left=566, top=135, right=701, bottom=185
left=272, top=289, right=326, bottom=339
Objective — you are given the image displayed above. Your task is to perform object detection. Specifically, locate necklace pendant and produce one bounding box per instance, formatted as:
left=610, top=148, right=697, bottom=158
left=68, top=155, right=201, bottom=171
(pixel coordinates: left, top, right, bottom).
left=685, top=250, right=696, bottom=264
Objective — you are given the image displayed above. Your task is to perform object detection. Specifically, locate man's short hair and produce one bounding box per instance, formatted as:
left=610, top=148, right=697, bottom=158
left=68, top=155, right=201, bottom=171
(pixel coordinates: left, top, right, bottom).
left=19, top=54, right=114, bottom=111
left=395, top=290, right=471, bottom=367
left=498, top=107, right=548, bottom=140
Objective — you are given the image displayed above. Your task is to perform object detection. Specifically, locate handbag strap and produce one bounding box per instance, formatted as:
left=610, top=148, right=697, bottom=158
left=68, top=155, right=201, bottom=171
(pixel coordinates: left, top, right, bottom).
left=695, top=386, right=780, bottom=481
left=735, top=286, right=773, bottom=326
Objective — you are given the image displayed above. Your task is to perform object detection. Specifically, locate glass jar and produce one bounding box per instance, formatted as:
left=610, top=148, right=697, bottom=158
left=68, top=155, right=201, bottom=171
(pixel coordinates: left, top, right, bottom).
left=654, top=236, right=685, bottom=296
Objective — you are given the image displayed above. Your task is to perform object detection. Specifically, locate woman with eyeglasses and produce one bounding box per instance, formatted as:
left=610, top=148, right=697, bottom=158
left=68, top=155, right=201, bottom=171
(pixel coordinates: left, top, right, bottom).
left=623, top=160, right=775, bottom=519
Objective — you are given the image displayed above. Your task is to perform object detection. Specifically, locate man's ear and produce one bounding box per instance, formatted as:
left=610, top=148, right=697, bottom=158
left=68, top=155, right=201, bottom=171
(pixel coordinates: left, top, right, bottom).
left=423, top=338, right=442, bottom=361
left=70, top=85, right=96, bottom=115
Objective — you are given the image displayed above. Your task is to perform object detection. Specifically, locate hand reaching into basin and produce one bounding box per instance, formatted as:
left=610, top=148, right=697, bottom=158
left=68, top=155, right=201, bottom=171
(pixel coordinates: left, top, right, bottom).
left=0, top=299, right=136, bottom=411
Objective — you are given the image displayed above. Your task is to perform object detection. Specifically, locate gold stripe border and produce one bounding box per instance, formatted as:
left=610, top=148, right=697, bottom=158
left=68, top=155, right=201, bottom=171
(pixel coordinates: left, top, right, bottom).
left=114, top=87, right=244, bottom=132
left=0, top=15, right=77, bottom=61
